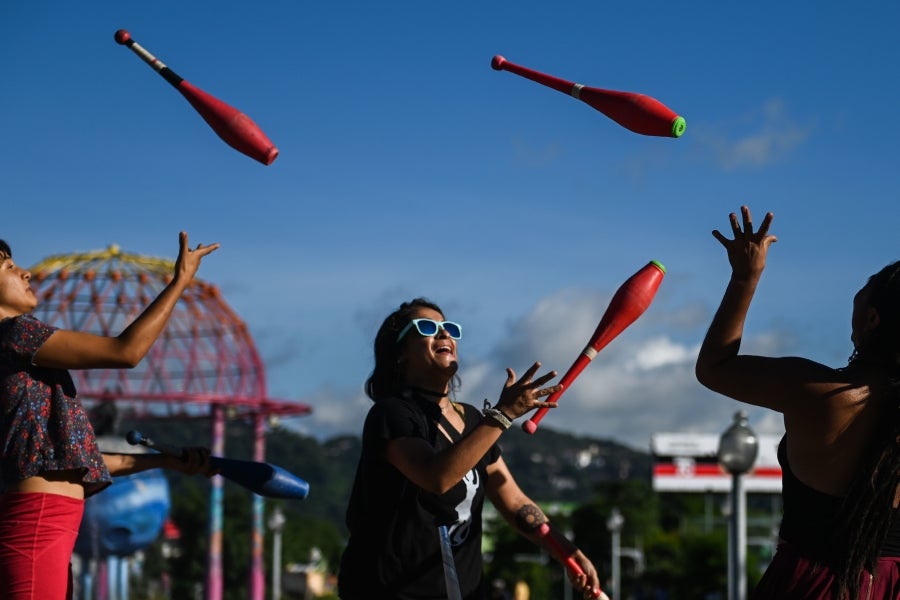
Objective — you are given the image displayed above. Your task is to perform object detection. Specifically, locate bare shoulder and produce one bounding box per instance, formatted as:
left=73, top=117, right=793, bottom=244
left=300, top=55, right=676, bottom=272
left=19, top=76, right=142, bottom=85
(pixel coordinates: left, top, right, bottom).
left=700, top=354, right=852, bottom=413
left=779, top=358, right=882, bottom=439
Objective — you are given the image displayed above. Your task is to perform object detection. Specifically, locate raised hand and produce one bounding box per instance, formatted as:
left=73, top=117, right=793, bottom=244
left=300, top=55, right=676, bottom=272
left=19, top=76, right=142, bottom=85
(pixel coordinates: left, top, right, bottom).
left=173, top=231, right=220, bottom=284
left=496, top=361, right=562, bottom=419
left=711, top=206, right=776, bottom=280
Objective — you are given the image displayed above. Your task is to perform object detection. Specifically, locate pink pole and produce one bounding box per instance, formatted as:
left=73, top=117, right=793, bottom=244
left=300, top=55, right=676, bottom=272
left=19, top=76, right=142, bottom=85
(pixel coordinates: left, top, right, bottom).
left=206, top=404, right=225, bottom=600
left=249, top=412, right=266, bottom=599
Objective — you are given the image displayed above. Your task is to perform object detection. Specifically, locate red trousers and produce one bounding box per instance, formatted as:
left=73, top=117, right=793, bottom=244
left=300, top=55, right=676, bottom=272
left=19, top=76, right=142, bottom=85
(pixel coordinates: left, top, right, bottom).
left=0, top=492, right=85, bottom=600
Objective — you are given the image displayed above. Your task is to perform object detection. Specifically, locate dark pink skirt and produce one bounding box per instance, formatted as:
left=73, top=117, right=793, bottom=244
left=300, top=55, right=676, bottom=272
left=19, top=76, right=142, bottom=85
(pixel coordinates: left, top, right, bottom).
left=752, top=542, right=900, bottom=599
left=0, top=492, right=85, bottom=600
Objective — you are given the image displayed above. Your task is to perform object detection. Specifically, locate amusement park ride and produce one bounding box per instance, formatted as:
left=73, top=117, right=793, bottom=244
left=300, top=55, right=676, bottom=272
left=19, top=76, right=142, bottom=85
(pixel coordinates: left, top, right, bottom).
left=29, top=244, right=312, bottom=600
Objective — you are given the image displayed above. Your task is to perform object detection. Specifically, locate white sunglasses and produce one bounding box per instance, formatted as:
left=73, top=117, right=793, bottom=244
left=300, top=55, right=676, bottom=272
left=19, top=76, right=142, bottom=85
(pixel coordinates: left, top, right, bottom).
left=396, top=318, right=463, bottom=342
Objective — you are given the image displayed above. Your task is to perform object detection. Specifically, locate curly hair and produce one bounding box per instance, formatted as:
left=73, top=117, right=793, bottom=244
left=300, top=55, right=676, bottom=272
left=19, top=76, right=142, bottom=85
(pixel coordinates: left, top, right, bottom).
left=364, top=297, right=461, bottom=402
left=833, top=261, right=900, bottom=599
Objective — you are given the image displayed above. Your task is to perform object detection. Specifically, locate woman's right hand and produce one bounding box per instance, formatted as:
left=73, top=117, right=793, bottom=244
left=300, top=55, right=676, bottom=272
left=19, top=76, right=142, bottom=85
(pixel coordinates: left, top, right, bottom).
left=173, top=232, right=220, bottom=284
left=496, top=361, right=562, bottom=420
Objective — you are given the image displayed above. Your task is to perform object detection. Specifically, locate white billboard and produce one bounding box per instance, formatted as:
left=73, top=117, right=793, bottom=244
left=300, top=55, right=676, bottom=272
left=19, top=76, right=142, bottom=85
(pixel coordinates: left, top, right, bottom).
left=651, top=433, right=783, bottom=493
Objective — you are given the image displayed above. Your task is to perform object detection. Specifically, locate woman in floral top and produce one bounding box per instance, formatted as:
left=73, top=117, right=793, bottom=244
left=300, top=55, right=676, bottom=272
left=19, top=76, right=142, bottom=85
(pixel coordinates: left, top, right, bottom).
left=0, top=233, right=219, bottom=600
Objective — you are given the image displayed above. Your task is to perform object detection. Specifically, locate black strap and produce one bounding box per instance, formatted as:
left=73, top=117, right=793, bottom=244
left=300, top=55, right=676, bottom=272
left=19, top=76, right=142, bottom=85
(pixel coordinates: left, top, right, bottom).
left=406, top=385, right=449, bottom=399
left=437, top=410, right=464, bottom=444
left=403, top=388, right=464, bottom=444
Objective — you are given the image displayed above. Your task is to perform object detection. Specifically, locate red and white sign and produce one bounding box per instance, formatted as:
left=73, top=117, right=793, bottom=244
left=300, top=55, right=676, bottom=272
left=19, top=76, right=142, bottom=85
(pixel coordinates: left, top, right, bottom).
left=651, top=433, right=783, bottom=493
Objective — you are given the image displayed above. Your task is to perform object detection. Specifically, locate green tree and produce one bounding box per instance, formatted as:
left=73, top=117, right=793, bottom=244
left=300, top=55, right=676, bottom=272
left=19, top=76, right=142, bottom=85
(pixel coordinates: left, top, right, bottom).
left=118, top=420, right=777, bottom=598
left=571, top=479, right=661, bottom=581
left=484, top=513, right=558, bottom=599
left=268, top=504, right=345, bottom=576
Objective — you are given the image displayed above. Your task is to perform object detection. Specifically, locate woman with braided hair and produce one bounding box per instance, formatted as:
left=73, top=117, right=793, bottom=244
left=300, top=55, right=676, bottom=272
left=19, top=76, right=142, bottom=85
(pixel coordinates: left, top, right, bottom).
left=695, top=206, right=900, bottom=599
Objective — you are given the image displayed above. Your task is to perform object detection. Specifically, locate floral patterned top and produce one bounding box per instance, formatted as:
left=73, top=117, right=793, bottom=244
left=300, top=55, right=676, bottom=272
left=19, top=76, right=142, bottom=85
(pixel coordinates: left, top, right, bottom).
left=0, top=314, right=111, bottom=496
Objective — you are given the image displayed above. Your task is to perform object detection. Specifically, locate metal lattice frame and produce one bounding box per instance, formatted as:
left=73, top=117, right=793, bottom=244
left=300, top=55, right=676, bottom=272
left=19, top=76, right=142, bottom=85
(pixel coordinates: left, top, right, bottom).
left=29, top=244, right=310, bottom=419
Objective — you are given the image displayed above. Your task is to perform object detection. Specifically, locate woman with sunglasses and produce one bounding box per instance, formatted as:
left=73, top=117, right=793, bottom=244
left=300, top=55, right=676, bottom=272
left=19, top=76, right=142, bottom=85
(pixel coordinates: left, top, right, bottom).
left=0, top=233, right=219, bottom=600
left=338, top=298, right=604, bottom=600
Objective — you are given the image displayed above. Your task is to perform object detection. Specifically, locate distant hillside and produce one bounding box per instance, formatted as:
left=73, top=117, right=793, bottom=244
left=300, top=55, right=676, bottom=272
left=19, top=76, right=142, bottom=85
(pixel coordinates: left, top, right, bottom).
left=120, top=416, right=652, bottom=535
left=497, top=426, right=653, bottom=502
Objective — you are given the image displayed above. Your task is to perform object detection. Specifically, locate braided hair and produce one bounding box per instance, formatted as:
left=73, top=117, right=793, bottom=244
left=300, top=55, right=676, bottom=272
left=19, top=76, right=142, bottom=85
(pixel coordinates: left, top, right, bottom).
left=364, top=297, right=460, bottom=402
left=833, top=261, right=900, bottom=599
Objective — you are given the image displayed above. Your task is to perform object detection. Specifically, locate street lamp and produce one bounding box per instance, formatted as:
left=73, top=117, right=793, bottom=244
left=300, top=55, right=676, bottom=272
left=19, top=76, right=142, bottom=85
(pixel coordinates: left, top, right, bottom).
left=718, top=410, right=758, bottom=600
left=268, top=505, right=286, bottom=600
left=606, top=508, right=624, bottom=600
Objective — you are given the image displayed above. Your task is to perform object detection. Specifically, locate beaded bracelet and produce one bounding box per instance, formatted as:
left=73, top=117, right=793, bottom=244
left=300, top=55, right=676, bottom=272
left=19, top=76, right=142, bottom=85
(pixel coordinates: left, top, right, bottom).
left=482, top=400, right=513, bottom=430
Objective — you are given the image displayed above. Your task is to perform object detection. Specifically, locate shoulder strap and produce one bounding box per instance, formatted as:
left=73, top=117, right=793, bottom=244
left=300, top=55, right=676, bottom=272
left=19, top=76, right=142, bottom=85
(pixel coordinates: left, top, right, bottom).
left=402, top=388, right=465, bottom=444
left=436, top=411, right=464, bottom=444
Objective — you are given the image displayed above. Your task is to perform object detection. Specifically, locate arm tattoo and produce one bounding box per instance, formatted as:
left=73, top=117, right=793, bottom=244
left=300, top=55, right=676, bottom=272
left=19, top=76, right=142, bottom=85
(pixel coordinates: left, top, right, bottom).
left=515, top=503, right=548, bottom=533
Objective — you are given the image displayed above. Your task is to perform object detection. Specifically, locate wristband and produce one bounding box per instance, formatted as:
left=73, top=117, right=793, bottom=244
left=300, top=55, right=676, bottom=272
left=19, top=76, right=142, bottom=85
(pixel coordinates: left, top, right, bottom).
left=482, top=400, right=513, bottom=430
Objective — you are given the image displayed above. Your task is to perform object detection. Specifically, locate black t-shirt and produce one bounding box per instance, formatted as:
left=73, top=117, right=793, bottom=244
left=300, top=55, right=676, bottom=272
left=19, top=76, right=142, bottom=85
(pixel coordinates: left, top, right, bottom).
left=338, top=392, right=501, bottom=599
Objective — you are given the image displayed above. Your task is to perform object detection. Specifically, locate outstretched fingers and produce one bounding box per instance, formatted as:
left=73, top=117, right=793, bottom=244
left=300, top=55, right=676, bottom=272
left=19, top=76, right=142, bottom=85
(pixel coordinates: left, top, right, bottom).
left=741, top=206, right=777, bottom=247
left=756, top=210, right=775, bottom=238
left=738, top=205, right=771, bottom=239
left=181, top=232, right=221, bottom=257
left=519, top=361, right=542, bottom=383
left=712, top=206, right=776, bottom=244
left=174, top=232, right=220, bottom=282
left=517, top=362, right=561, bottom=401
left=711, top=206, right=778, bottom=279
left=499, top=362, right=563, bottom=417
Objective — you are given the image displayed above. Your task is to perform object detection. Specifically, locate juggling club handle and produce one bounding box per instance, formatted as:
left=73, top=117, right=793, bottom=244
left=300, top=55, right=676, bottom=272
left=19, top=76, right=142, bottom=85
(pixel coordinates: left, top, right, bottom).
left=538, top=524, right=603, bottom=599
left=127, top=429, right=229, bottom=470
left=126, top=429, right=185, bottom=458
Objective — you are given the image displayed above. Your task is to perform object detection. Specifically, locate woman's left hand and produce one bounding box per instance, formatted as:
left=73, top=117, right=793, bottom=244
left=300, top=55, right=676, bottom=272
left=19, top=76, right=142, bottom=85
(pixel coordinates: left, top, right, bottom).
left=496, top=361, right=562, bottom=420
left=567, top=550, right=604, bottom=599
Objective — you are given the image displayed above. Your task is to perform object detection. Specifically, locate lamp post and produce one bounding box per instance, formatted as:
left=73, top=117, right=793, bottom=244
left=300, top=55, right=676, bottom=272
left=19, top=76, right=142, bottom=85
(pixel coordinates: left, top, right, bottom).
left=717, top=411, right=759, bottom=600
left=606, top=507, right=624, bottom=600
left=268, top=505, right=286, bottom=600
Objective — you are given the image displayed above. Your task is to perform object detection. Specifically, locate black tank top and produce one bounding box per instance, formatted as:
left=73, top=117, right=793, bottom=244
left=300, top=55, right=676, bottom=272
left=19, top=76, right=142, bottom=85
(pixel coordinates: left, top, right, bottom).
left=778, top=436, right=900, bottom=559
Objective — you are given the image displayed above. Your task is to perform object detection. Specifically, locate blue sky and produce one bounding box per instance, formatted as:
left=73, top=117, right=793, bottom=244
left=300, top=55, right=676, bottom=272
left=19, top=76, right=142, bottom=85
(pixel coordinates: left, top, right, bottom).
left=3, top=2, right=899, bottom=451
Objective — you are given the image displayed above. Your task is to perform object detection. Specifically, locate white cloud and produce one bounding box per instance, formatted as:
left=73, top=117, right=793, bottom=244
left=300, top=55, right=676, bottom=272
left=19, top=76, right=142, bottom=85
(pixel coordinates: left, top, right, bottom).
left=625, top=336, right=700, bottom=371
left=288, top=287, right=785, bottom=452
left=694, top=98, right=813, bottom=170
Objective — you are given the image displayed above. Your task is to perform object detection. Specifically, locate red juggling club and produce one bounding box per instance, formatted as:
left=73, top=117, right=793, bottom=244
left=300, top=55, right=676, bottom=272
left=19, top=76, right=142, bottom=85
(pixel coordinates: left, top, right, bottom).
left=538, top=524, right=603, bottom=598
left=523, top=261, right=666, bottom=435
left=115, top=29, right=279, bottom=165
left=491, top=55, right=685, bottom=138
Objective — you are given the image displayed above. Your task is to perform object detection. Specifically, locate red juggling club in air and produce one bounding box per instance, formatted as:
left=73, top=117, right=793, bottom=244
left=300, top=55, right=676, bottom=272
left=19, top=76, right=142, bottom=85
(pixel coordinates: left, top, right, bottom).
left=491, top=55, right=685, bottom=138
left=115, top=29, right=279, bottom=165
left=523, top=261, right=666, bottom=435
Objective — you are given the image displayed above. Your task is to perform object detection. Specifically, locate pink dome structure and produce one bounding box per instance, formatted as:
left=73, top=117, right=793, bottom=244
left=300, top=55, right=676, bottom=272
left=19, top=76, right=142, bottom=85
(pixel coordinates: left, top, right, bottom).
left=29, top=243, right=311, bottom=600
left=29, top=244, right=309, bottom=419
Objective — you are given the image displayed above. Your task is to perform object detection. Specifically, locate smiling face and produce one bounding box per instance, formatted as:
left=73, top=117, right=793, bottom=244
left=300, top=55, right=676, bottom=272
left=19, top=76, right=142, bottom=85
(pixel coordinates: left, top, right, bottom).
left=397, top=306, right=459, bottom=391
left=0, top=252, right=36, bottom=319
